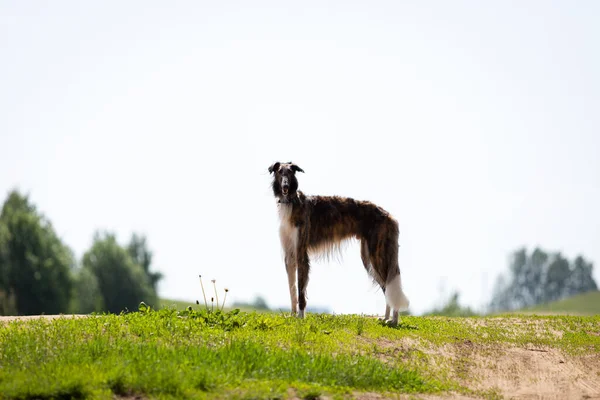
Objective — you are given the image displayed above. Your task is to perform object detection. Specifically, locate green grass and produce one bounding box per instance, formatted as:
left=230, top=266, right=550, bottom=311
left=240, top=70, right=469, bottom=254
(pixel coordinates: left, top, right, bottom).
left=521, top=290, right=600, bottom=315
left=1, top=306, right=599, bottom=399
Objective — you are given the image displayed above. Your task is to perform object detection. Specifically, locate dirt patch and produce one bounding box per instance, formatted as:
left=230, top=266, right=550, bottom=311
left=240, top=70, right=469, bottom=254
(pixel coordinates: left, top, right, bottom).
left=352, top=393, right=479, bottom=400
left=488, top=317, right=566, bottom=339
left=0, top=314, right=87, bottom=323
left=463, top=344, right=600, bottom=400
left=366, top=334, right=600, bottom=400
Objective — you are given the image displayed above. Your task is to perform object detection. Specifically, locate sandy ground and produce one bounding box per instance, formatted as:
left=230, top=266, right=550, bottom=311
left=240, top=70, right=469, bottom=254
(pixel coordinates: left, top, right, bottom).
left=378, top=337, right=600, bottom=400
left=0, top=314, right=87, bottom=323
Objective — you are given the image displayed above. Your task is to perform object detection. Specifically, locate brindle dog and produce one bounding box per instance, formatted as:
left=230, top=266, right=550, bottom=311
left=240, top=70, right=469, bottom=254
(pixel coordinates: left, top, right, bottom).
left=269, top=161, right=409, bottom=325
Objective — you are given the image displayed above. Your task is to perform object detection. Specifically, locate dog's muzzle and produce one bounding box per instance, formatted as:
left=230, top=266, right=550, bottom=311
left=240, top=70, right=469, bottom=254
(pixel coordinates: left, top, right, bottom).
left=281, top=178, right=289, bottom=196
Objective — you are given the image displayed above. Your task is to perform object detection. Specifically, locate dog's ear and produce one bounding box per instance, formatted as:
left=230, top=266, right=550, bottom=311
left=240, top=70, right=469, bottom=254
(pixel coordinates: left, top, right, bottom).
left=290, top=163, right=305, bottom=173
left=268, top=162, right=281, bottom=174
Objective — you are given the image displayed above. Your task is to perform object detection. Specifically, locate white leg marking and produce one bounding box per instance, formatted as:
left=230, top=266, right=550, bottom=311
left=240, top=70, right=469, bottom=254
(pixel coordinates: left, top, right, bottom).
left=385, top=275, right=410, bottom=312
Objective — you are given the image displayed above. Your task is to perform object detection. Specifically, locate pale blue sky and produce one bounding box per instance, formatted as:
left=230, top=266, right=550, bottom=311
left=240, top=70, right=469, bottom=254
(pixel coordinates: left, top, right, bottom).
left=1, top=1, right=599, bottom=315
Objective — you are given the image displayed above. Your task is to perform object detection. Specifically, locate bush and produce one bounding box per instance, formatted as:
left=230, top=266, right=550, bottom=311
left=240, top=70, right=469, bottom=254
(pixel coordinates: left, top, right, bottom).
left=81, top=232, right=158, bottom=313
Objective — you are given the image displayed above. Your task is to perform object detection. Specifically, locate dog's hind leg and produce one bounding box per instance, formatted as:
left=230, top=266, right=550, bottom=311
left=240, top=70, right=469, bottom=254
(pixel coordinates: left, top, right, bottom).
left=362, top=240, right=390, bottom=320
left=384, top=272, right=409, bottom=326
left=360, top=240, right=371, bottom=276
left=285, top=252, right=298, bottom=315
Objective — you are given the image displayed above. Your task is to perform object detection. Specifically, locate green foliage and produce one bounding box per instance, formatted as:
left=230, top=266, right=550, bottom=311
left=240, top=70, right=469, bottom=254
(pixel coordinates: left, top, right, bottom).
left=490, top=247, right=598, bottom=312
left=127, top=233, right=162, bottom=291
left=72, top=266, right=104, bottom=313
left=81, top=232, right=158, bottom=313
left=0, top=191, right=162, bottom=316
left=162, top=304, right=247, bottom=331
left=0, top=222, right=16, bottom=315
left=0, top=190, right=74, bottom=315
left=424, top=291, right=478, bottom=317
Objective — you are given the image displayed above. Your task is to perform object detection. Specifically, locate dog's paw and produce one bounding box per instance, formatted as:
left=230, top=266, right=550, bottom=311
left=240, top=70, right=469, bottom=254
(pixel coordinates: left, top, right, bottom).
left=385, top=319, right=398, bottom=327
left=377, top=318, right=398, bottom=327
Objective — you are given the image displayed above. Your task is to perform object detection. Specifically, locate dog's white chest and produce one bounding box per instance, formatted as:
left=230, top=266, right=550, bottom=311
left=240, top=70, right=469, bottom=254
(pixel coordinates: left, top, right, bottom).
left=278, top=204, right=298, bottom=254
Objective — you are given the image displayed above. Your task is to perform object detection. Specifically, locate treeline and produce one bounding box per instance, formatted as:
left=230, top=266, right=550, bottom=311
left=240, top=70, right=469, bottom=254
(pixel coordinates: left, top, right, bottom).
left=0, top=190, right=161, bottom=316
left=426, top=247, right=598, bottom=317
left=490, top=247, right=597, bottom=312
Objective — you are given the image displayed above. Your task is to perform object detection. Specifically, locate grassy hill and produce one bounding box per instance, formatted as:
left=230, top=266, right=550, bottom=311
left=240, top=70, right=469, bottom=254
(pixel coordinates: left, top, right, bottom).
left=1, top=308, right=599, bottom=399
left=522, top=290, right=600, bottom=315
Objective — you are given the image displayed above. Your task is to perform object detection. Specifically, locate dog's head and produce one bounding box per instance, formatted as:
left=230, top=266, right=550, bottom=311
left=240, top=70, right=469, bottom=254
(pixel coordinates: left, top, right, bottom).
left=268, top=161, right=304, bottom=202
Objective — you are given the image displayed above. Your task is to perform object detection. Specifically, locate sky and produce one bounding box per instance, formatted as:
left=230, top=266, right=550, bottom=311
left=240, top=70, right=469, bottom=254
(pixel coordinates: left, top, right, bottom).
left=1, top=1, right=599, bottom=315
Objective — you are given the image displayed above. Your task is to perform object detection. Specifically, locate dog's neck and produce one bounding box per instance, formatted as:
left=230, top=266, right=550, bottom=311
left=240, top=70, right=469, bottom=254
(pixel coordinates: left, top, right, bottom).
left=278, top=197, right=298, bottom=205
left=277, top=193, right=301, bottom=205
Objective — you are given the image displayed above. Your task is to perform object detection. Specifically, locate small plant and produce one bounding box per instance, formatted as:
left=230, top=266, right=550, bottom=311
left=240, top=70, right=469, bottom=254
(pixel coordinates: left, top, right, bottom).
left=138, top=302, right=151, bottom=313
left=197, top=275, right=231, bottom=313
left=294, top=320, right=308, bottom=345
left=356, top=316, right=365, bottom=335
left=212, top=279, right=219, bottom=309
left=221, top=288, right=229, bottom=312
left=198, top=275, right=208, bottom=309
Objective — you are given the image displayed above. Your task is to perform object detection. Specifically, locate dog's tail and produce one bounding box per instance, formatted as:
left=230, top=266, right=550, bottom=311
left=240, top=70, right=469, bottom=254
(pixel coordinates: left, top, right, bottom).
left=385, top=273, right=410, bottom=312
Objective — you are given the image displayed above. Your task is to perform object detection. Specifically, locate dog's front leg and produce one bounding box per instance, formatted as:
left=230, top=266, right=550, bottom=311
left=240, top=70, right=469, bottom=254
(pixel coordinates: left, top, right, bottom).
left=285, top=252, right=298, bottom=315
left=297, top=248, right=310, bottom=318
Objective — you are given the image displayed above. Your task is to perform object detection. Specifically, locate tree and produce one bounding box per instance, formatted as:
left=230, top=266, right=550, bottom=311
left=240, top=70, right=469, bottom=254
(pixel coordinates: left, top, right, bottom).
left=233, top=295, right=270, bottom=311
left=252, top=295, right=269, bottom=310
left=127, top=234, right=162, bottom=292
left=72, top=266, right=104, bottom=313
left=0, top=221, right=17, bottom=315
left=424, top=291, right=477, bottom=317
left=82, top=232, right=157, bottom=313
left=567, top=256, right=597, bottom=296
left=490, top=247, right=598, bottom=312
left=0, top=190, right=74, bottom=315
left=545, top=254, right=570, bottom=303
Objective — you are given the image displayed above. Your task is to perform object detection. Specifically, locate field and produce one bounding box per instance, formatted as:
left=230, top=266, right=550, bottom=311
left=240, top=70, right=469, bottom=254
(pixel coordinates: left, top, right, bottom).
left=521, top=290, right=600, bottom=316
left=1, top=306, right=599, bottom=400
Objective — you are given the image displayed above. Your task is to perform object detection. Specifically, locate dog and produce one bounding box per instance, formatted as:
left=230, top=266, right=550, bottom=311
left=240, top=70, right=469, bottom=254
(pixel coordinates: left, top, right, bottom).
left=269, top=161, right=409, bottom=325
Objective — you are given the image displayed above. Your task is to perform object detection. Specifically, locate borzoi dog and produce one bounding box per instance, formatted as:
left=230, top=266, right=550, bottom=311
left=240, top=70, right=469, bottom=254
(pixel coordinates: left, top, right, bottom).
left=269, top=161, right=409, bottom=325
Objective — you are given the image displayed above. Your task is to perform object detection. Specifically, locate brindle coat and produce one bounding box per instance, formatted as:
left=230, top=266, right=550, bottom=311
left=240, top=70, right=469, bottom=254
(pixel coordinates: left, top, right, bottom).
left=269, top=161, right=408, bottom=325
